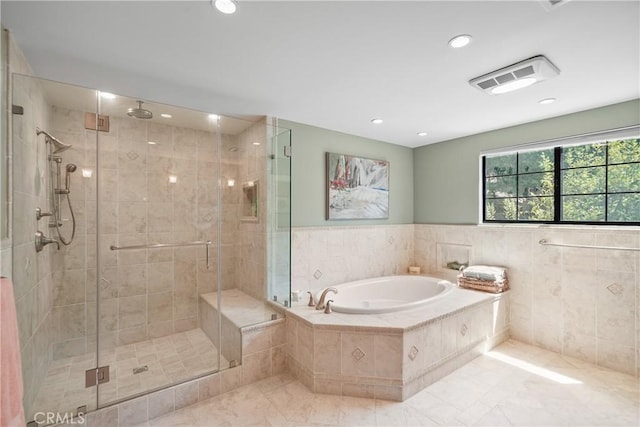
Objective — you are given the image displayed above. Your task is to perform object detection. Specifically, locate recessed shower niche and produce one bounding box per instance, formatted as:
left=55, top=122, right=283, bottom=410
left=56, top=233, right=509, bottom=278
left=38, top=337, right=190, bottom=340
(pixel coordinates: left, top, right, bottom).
left=241, top=180, right=259, bottom=220
left=9, top=74, right=291, bottom=424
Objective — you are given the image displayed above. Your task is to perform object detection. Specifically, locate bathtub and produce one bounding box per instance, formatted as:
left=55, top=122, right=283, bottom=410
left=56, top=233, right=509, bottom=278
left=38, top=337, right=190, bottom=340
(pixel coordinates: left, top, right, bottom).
left=318, top=275, right=453, bottom=314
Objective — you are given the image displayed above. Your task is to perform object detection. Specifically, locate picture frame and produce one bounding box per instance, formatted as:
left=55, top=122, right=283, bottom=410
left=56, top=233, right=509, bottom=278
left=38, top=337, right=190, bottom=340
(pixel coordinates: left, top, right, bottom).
left=326, top=152, right=389, bottom=220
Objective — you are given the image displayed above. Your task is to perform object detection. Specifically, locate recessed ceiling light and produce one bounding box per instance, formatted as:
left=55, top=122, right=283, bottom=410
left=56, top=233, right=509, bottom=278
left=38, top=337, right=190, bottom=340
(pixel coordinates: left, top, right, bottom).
left=417, top=132, right=428, bottom=137
left=99, top=92, right=116, bottom=100
left=490, top=77, right=537, bottom=95
left=213, top=0, right=236, bottom=14
left=371, top=118, right=383, bottom=124
left=160, top=113, right=172, bottom=118
left=147, top=141, right=157, bottom=145
left=538, top=98, right=556, bottom=105
left=208, top=114, right=219, bottom=121
left=448, top=34, right=472, bottom=48
left=252, top=142, right=261, bottom=146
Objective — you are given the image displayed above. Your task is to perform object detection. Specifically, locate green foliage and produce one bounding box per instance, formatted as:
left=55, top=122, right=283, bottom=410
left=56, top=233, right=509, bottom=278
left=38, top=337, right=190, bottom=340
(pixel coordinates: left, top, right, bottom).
left=504, top=198, right=516, bottom=220
left=609, top=138, right=640, bottom=164
left=562, top=167, right=605, bottom=194
left=486, top=202, right=496, bottom=220
left=485, top=154, right=516, bottom=177
left=561, top=144, right=605, bottom=168
left=484, top=138, right=640, bottom=223
left=562, top=195, right=605, bottom=222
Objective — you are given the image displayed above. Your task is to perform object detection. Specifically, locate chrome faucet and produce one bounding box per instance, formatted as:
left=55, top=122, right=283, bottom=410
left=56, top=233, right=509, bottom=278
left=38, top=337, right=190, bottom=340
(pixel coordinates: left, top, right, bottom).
left=315, top=287, right=337, bottom=310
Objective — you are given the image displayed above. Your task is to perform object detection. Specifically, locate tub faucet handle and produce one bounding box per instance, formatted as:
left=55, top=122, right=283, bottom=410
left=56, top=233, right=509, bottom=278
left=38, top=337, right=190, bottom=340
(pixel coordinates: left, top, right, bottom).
left=315, top=287, right=338, bottom=310
left=324, top=300, right=333, bottom=314
left=307, top=291, right=315, bottom=307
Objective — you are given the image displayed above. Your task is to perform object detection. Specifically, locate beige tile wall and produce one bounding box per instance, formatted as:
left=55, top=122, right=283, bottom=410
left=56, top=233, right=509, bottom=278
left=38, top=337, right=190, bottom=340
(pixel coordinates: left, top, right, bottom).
left=291, top=224, right=415, bottom=297
left=291, top=224, right=638, bottom=377
left=10, top=65, right=60, bottom=418
left=235, top=120, right=268, bottom=300
left=286, top=295, right=510, bottom=401
left=414, top=224, right=639, bottom=376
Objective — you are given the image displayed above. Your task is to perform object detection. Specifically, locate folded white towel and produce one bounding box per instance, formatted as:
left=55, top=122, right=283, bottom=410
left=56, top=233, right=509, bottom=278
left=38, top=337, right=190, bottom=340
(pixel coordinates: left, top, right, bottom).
left=462, top=265, right=506, bottom=282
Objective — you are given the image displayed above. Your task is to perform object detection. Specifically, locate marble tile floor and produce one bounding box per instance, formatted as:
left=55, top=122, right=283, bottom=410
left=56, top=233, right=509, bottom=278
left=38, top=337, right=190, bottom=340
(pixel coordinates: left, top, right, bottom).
left=32, top=329, right=226, bottom=420
left=136, top=339, right=638, bottom=427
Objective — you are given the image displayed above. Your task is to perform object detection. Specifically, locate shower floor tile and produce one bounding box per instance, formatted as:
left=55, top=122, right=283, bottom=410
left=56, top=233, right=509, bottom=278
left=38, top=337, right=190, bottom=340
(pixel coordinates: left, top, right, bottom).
left=31, top=328, right=226, bottom=419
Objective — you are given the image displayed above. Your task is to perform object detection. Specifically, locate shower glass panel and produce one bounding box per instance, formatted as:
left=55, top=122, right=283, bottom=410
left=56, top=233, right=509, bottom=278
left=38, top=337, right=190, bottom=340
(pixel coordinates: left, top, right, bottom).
left=214, top=116, right=290, bottom=367
left=268, top=124, right=292, bottom=307
left=11, top=74, right=100, bottom=421
left=95, top=95, right=223, bottom=407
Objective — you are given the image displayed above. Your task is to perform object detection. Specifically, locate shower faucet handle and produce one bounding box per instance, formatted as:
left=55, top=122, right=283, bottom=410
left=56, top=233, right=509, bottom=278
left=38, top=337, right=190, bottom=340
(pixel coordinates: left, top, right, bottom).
left=35, top=231, right=60, bottom=252
left=35, top=207, right=53, bottom=221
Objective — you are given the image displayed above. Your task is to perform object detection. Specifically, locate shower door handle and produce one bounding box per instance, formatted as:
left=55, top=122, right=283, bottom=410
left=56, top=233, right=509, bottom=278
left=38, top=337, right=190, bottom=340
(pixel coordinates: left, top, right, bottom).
left=110, top=240, right=213, bottom=270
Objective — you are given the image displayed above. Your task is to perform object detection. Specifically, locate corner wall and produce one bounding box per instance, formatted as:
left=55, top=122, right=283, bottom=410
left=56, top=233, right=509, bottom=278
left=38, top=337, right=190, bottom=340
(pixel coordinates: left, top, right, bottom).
left=279, top=120, right=414, bottom=227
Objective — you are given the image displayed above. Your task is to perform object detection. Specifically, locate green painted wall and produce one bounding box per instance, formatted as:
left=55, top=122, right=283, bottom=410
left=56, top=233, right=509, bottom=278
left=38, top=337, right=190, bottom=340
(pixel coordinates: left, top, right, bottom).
left=281, top=120, right=414, bottom=227
left=413, top=99, right=640, bottom=224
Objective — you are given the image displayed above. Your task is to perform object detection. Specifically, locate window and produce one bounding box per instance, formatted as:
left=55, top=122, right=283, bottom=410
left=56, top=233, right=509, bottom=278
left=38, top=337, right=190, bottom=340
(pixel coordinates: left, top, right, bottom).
left=483, top=132, right=640, bottom=225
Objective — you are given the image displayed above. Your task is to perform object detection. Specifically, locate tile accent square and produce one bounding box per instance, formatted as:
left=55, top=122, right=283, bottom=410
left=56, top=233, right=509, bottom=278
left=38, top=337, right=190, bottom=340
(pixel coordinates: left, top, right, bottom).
left=460, top=323, right=468, bottom=336
left=351, top=347, right=365, bottom=362
left=408, top=345, right=419, bottom=361
left=606, top=282, right=623, bottom=296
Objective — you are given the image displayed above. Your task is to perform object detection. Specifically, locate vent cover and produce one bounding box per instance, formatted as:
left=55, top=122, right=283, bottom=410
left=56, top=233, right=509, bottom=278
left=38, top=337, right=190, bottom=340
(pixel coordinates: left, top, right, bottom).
left=469, top=55, right=560, bottom=95
left=539, top=0, right=571, bottom=11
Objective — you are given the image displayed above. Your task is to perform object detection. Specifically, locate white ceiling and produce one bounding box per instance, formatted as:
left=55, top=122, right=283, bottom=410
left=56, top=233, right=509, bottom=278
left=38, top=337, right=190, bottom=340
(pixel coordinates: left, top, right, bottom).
left=2, top=0, right=639, bottom=148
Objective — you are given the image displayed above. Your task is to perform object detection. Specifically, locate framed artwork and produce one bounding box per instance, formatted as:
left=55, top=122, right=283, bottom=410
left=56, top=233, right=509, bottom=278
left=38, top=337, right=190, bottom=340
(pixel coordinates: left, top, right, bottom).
left=326, top=152, right=389, bottom=220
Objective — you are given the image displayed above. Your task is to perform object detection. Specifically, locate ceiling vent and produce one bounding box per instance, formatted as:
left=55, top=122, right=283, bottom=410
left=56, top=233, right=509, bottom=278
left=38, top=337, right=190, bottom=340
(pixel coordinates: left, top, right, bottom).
left=469, top=55, right=560, bottom=95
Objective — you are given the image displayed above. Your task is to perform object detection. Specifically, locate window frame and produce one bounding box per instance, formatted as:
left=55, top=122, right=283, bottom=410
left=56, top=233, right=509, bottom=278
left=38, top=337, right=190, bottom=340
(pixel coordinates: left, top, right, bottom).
left=480, top=126, right=640, bottom=226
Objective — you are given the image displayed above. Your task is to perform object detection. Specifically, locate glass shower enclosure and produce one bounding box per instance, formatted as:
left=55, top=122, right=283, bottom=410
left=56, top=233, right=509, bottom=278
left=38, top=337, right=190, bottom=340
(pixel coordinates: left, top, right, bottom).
left=10, top=74, right=291, bottom=424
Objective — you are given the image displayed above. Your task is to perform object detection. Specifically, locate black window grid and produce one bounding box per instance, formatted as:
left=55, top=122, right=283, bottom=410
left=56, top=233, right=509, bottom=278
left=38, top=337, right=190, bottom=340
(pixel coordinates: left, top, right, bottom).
left=482, top=139, right=640, bottom=225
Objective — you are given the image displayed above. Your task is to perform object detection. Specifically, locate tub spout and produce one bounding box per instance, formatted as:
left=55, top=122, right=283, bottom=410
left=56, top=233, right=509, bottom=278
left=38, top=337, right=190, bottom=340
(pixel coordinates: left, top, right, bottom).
left=315, top=287, right=337, bottom=310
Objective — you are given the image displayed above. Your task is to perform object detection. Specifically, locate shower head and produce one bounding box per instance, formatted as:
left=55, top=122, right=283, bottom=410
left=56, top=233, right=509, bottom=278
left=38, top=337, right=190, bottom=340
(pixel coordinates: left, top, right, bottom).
left=36, top=128, right=72, bottom=154
left=127, top=100, right=153, bottom=119
left=65, top=163, right=77, bottom=191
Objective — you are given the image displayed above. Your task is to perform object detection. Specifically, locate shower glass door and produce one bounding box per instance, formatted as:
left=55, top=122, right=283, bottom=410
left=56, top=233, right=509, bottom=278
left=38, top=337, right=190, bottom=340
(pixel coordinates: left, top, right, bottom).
left=95, top=95, right=223, bottom=407
left=11, top=74, right=292, bottom=425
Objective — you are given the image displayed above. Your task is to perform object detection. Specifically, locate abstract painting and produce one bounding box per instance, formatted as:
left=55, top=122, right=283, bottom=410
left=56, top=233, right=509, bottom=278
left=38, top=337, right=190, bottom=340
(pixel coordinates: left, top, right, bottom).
left=326, top=152, right=389, bottom=220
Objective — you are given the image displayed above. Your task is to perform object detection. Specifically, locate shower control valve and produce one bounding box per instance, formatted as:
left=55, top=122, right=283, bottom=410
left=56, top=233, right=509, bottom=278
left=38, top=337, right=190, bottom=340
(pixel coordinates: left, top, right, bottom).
left=35, top=207, right=53, bottom=221
left=35, top=230, right=60, bottom=252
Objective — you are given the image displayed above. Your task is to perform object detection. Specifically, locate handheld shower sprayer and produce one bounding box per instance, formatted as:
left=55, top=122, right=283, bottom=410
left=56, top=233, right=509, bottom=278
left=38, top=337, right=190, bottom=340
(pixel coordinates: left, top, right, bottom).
left=65, top=164, right=77, bottom=191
